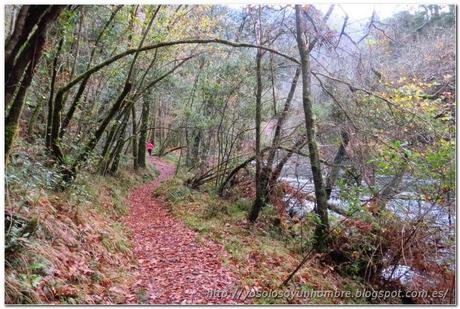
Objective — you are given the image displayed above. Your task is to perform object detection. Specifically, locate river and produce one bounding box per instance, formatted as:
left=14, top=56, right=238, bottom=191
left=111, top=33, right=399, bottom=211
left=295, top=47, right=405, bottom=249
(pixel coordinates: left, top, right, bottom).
left=278, top=160, right=455, bottom=285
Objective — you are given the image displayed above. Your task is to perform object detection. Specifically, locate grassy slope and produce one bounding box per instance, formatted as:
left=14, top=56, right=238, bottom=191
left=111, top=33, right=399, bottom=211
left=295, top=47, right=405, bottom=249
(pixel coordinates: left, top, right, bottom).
left=5, top=140, right=157, bottom=304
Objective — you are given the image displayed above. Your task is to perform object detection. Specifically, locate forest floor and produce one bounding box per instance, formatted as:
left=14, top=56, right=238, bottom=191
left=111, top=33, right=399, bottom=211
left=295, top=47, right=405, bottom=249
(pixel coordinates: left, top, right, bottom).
left=125, top=157, right=240, bottom=304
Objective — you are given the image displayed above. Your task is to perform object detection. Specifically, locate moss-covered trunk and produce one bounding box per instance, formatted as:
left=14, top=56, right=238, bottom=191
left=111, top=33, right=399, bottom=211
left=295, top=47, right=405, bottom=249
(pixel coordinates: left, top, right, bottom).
left=295, top=5, right=329, bottom=249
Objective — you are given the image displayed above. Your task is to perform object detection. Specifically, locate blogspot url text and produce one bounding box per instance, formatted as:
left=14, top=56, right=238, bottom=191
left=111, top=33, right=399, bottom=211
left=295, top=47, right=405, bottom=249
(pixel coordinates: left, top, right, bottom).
left=206, top=288, right=449, bottom=301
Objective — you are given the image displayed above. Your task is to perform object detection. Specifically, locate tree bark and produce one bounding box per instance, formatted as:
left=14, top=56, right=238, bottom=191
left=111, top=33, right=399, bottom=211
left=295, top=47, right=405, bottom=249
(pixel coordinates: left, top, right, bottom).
left=260, top=67, right=302, bottom=197
left=63, top=82, right=132, bottom=181
left=5, top=62, right=35, bottom=158
left=5, top=6, right=47, bottom=106
left=27, top=98, right=43, bottom=138
left=5, top=6, right=63, bottom=159
left=325, top=130, right=350, bottom=199
left=59, top=6, right=122, bottom=139
left=6, top=6, right=63, bottom=108
left=5, top=5, right=35, bottom=66
left=268, top=137, right=307, bottom=191
left=137, top=96, right=150, bottom=168
left=248, top=47, right=265, bottom=223
left=131, top=105, right=139, bottom=170
left=265, top=67, right=301, bottom=172
left=108, top=112, right=130, bottom=175
left=98, top=106, right=129, bottom=175
left=45, top=37, right=63, bottom=147
left=295, top=5, right=329, bottom=249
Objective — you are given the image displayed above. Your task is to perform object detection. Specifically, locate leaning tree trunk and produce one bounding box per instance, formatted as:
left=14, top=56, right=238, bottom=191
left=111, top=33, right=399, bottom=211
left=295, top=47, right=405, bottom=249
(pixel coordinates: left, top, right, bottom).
left=325, top=130, right=350, bottom=199
left=98, top=107, right=128, bottom=175
left=5, top=62, right=35, bottom=158
left=260, top=67, right=301, bottom=200
left=53, top=5, right=154, bottom=169
left=5, top=6, right=50, bottom=107
left=62, top=82, right=132, bottom=182
left=295, top=5, right=329, bottom=249
left=59, top=7, right=122, bottom=140
left=5, top=6, right=63, bottom=159
left=109, top=113, right=131, bottom=175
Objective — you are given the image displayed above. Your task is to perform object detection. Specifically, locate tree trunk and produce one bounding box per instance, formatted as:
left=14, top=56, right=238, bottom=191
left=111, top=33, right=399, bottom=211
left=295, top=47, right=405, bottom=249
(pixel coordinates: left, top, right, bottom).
left=98, top=128, right=117, bottom=175
left=265, top=67, right=301, bottom=172
left=98, top=107, right=128, bottom=175
left=59, top=7, right=122, bottom=139
left=46, top=38, right=63, bottom=147
left=63, top=82, right=132, bottom=181
left=27, top=99, right=43, bottom=138
left=131, top=105, right=139, bottom=170
left=248, top=48, right=264, bottom=223
left=59, top=75, right=89, bottom=139
left=191, top=130, right=201, bottom=164
left=295, top=5, right=329, bottom=249
left=261, top=67, right=301, bottom=198
left=6, top=6, right=63, bottom=108
left=109, top=123, right=129, bottom=175
left=218, top=155, right=256, bottom=196
left=137, top=96, right=150, bottom=168
left=108, top=112, right=130, bottom=175
left=268, top=137, right=307, bottom=191
left=325, top=130, right=349, bottom=199
left=5, top=6, right=63, bottom=158
left=5, top=62, right=35, bottom=158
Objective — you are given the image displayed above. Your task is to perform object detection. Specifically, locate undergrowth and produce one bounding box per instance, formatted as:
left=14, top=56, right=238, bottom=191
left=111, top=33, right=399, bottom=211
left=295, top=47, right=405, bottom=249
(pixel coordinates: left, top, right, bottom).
left=154, top=178, right=367, bottom=304
left=5, top=141, right=155, bottom=304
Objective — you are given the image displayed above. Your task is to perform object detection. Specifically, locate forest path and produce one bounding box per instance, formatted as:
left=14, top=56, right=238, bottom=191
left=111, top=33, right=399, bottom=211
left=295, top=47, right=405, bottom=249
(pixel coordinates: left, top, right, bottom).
left=125, top=157, right=239, bottom=304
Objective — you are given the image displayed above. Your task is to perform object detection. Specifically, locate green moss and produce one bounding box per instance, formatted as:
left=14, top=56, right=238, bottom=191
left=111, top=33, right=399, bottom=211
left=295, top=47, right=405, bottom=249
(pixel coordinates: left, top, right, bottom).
left=5, top=123, right=18, bottom=149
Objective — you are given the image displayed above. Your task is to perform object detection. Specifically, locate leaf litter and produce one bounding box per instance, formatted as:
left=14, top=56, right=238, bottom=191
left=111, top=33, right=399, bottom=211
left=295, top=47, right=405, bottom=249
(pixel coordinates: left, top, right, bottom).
left=126, top=157, right=241, bottom=304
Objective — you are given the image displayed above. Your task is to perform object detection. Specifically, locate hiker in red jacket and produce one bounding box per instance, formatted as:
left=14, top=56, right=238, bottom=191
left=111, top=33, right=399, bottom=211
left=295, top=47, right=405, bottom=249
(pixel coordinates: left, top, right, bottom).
left=146, top=142, right=154, bottom=156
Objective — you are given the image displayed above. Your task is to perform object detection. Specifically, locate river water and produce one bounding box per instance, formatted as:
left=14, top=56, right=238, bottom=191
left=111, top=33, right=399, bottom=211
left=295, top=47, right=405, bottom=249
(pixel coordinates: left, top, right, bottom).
left=278, top=160, right=455, bottom=284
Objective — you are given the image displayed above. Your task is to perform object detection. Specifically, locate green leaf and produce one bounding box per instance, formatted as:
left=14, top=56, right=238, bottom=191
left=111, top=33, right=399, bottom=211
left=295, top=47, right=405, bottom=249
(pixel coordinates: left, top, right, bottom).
left=30, top=274, right=42, bottom=288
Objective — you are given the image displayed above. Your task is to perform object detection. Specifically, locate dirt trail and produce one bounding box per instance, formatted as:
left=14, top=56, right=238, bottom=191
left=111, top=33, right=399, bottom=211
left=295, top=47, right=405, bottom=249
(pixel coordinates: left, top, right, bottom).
left=125, top=157, right=239, bottom=304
